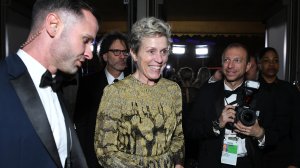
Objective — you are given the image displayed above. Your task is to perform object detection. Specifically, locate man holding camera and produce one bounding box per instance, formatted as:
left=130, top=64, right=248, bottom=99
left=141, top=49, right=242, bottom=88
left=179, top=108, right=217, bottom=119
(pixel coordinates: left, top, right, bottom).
left=186, top=43, right=277, bottom=168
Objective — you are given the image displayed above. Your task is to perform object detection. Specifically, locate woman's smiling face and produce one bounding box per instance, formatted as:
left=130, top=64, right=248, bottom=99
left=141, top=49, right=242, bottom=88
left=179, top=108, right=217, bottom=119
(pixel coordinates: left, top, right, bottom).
left=131, top=36, right=169, bottom=85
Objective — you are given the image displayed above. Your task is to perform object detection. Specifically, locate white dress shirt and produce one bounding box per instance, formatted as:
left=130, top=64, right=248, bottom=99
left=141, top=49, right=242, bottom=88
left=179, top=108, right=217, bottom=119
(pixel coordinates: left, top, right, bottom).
left=224, top=82, right=248, bottom=157
left=17, top=49, right=67, bottom=167
left=105, top=68, right=125, bottom=84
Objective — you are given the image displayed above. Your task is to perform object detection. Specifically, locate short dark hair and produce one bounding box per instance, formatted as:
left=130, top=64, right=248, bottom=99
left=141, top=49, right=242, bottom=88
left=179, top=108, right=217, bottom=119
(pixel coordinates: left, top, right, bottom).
left=222, top=43, right=250, bottom=63
left=31, top=0, right=94, bottom=31
left=98, top=31, right=129, bottom=57
left=258, top=47, right=278, bottom=60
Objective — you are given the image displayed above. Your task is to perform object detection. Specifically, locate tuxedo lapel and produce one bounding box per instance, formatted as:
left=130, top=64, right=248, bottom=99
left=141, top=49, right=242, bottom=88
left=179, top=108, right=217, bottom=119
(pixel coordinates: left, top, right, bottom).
left=57, top=91, right=88, bottom=167
left=215, top=81, right=225, bottom=117
left=100, top=70, right=109, bottom=86
left=8, top=55, right=62, bottom=168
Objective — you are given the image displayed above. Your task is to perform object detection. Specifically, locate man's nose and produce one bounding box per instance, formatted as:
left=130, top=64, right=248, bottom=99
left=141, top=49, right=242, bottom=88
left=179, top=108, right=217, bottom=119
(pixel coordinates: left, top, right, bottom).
left=84, top=46, right=93, bottom=60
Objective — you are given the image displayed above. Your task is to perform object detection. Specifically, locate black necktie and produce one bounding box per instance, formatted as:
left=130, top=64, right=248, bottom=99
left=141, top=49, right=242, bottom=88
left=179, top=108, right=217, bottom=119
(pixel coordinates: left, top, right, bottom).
left=113, top=78, right=119, bottom=83
left=39, top=70, right=63, bottom=92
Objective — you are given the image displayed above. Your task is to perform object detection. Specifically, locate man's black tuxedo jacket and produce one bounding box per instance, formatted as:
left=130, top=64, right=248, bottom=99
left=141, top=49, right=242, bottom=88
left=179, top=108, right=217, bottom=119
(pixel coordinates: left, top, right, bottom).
left=74, top=70, right=109, bottom=168
left=186, top=80, right=278, bottom=167
left=0, top=54, right=87, bottom=168
left=74, top=70, right=129, bottom=168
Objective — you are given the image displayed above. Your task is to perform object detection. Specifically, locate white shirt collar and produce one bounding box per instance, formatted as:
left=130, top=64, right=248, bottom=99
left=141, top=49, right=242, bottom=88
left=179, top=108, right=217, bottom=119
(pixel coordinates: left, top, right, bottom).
left=17, top=49, right=46, bottom=89
left=105, top=68, right=124, bottom=84
left=224, top=81, right=243, bottom=91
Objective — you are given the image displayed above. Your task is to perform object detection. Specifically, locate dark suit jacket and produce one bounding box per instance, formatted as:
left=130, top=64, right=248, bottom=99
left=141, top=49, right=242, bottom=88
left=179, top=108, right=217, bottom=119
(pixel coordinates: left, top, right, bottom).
left=74, top=70, right=108, bottom=168
left=0, top=54, right=87, bottom=168
left=259, top=77, right=300, bottom=167
left=186, top=80, right=277, bottom=167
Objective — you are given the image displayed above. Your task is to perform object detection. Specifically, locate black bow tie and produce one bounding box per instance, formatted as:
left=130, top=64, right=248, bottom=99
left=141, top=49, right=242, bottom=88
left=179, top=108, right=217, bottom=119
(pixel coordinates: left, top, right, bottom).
left=224, top=87, right=243, bottom=98
left=39, top=70, right=64, bottom=92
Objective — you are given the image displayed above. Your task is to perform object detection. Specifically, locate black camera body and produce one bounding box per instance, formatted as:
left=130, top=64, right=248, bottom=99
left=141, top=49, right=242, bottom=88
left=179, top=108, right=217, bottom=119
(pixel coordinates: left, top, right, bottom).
left=234, top=80, right=260, bottom=126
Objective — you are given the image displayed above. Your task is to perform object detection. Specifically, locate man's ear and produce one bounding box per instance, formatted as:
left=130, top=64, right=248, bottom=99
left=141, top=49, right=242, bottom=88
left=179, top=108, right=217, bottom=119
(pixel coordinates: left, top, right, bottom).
left=103, top=53, right=108, bottom=62
left=45, top=13, right=60, bottom=37
left=246, top=62, right=251, bottom=72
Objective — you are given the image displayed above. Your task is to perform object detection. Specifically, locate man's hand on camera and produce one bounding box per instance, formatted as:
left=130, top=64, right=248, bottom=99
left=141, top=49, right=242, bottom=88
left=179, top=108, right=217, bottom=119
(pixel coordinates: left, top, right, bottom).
left=219, top=105, right=236, bottom=128
left=234, top=120, right=264, bottom=139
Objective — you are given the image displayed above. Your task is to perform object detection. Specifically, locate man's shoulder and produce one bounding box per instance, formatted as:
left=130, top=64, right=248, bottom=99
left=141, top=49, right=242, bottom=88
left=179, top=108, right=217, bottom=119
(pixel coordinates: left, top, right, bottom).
left=0, top=53, right=27, bottom=79
left=81, top=70, right=107, bottom=83
left=276, top=79, right=300, bottom=96
left=193, top=80, right=223, bottom=103
left=277, top=79, right=294, bottom=87
left=200, top=80, right=223, bottom=92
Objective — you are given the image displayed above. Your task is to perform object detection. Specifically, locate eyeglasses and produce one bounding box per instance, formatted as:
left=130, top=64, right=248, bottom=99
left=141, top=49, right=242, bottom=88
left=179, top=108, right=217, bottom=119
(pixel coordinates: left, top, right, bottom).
left=108, top=49, right=129, bottom=57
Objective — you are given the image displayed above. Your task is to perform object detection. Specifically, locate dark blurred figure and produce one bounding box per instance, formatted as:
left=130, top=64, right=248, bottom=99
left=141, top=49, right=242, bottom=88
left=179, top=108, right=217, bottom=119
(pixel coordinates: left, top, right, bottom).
left=192, top=67, right=211, bottom=89
left=258, top=47, right=300, bottom=168
left=208, top=69, right=224, bottom=83
left=177, top=67, right=200, bottom=167
left=246, top=55, right=259, bottom=80
left=164, top=67, right=177, bottom=82
left=177, top=67, right=197, bottom=106
left=74, top=31, right=129, bottom=168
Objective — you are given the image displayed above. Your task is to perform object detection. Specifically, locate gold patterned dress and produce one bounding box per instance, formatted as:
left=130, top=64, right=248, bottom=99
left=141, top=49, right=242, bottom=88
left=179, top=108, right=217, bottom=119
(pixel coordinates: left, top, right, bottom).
left=94, top=75, right=184, bottom=168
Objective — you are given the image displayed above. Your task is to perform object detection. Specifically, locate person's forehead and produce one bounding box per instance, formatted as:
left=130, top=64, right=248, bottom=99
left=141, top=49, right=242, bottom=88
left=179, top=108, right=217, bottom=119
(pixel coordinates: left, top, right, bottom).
left=263, top=51, right=278, bottom=59
left=140, top=36, right=168, bottom=45
left=224, top=48, right=246, bottom=57
left=79, top=10, right=99, bottom=33
left=110, top=39, right=126, bottom=47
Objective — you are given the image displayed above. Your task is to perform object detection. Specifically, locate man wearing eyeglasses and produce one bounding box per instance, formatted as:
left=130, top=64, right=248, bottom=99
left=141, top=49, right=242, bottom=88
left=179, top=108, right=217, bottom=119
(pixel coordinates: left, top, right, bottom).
left=74, top=31, right=129, bottom=168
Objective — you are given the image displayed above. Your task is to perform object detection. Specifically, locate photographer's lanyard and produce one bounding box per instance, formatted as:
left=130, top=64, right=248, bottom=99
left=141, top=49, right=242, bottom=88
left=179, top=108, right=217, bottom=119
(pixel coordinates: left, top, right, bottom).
left=222, top=93, right=239, bottom=166
left=221, top=86, right=247, bottom=165
left=221, top=135, right=238, bottom=165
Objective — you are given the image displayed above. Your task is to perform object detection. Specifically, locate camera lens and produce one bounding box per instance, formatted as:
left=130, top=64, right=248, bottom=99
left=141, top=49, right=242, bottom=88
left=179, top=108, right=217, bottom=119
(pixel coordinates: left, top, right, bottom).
left=239, top=108, right=256, bottom=126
